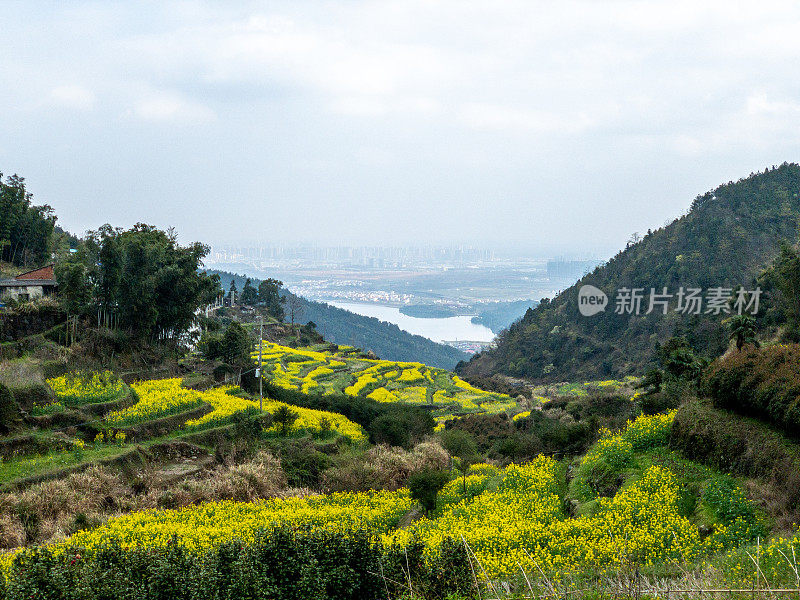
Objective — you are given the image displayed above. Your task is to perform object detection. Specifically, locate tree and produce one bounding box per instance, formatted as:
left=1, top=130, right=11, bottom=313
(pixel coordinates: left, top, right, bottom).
left=228, top=279, right=238, bottom=306
left=440, top=430, right=479, bottom=498
left=725, top=314, right=758, bottom=351
left=257, top=278, right=286, bottom=320
left=0, top=173, right=57, bottom=267
left=241, top=278, right=258, bottom=306
left=219, top=322, right=252, bottom=366
left=287, top=295, right=304, bottom=329
left=408, top=468, right=449, bottom=514
left=657, top=337, right=704, bottom=382
left=636, top=368, right=663, bottom=395
left=765, top=241, right=800, bottom=340
left=54, top=260, right=92, bottom=345
left=71, top=223, right=221, bottom=341
left=273, top=405, right=299, bottom=436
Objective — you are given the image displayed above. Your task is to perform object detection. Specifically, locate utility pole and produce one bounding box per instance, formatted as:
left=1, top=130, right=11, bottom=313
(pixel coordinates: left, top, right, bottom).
left=258, top=315, right=263, bottom=412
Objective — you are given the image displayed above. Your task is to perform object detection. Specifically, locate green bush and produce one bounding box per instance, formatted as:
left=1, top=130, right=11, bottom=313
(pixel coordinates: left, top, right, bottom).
left=280, top=441, right=332, bottom=487
left=408, top=468, right=450, bottom=514
left=0, top=383, right=19, bottom=434
left=263, top=383, right=435, bottom=447
left=1, top=527, right=473, bottom=600
left=704, top=344, right=800, bottom=436
left=671, top=398, right=800, bottom=518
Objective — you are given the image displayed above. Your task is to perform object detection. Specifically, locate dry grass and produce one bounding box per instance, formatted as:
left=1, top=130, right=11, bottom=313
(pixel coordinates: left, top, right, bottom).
left=322, top=441, right=450, bottom=493
left=0, top=451, right=296, bottom=549
left=0, top=357, right=45, bottom=389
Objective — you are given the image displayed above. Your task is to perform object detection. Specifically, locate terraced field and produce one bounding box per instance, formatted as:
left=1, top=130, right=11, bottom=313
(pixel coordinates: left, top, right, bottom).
left=0, top=370, right=366, bottom=488
left=254, top=342, right=520, bottom=426
left=2, top=412, right=775, bottom=584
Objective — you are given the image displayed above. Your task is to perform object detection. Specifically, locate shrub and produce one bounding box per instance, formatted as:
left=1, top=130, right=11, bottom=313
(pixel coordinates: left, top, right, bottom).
left=671, top=398, right=800, bottom=521
left=408, top=468, right=449, bottom=514
left=263, top=383, right=435, bottom=446
left=704, top=344, right=800, bottom=436
left=280, top=441, right=331, bottom=487
left=272, top=405, right=299, bottom=436
left=1, top=527, right=472, bottom=600
left=0, top=383, right=19, bottom=434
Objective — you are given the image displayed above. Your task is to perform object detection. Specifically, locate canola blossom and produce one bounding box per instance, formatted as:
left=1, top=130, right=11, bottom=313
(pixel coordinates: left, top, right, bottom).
left=580, top=410, right=677, bottom=475
left=107, top=378, right=203, bottom=425
left=46, top=371, right=126, bottom=406
left=104, top=377, right=365, bottom=440
left=17, top=443, right=758, bottom=582
left=256, top=341, right=513, bottom=420
left=63, top=490, right=413, bottom=553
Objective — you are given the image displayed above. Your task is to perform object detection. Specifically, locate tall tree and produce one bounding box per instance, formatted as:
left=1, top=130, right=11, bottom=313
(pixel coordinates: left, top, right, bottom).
left=241, top=277, right=258, bottom=306
left=725, top=314, right=758, bottom=351
left=68, top=223, right=221, bottom=341
left=257, top=278, right=285, bottom=320
left=0, top=173, right=56, bottom=267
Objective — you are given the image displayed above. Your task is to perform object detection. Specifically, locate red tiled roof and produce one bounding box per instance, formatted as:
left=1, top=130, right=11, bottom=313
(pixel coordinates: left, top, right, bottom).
left=15, top=264, right=55, bottom=281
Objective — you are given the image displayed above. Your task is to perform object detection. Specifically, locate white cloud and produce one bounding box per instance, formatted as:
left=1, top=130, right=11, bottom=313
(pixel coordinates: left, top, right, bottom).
left=49, top=85, right=95, bottom=110
left=132, top=93, right=215, bottom=123
left=458, top=103, right=593, bottom=134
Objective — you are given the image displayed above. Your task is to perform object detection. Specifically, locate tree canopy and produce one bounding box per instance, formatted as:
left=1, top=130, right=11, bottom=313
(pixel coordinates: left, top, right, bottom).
left=57, top=223, right=221, bottom=341
left=0, top=173, right=56, bottom=267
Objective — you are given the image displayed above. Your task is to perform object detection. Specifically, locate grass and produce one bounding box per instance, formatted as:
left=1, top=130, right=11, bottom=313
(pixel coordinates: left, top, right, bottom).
left=0, top=357, right=45, bottom=389
left=0, top=443, right=133, bottom=486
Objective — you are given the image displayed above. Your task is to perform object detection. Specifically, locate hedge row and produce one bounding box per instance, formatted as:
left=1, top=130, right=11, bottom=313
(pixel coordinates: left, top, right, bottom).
left=671, top=398, right=800, bottom=517
left=1, top=526, right=475, bottom=600
left=263, top=383, right=435, bottom=448
left=703, top=345, right=800, bottom=435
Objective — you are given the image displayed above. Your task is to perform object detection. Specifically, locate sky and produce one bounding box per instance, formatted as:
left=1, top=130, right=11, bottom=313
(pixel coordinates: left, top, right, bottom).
left=1, top=0, right=799, bottom=257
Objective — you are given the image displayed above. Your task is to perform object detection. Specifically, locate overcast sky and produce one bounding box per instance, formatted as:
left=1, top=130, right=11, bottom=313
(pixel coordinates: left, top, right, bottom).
left=1, top=1, right=799, bottom=256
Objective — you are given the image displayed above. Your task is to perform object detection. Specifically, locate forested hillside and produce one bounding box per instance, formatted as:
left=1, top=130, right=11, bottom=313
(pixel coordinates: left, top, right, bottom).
left=459, top=163, right=800, bottom=382
left=209, top=270, right=469, bottom=369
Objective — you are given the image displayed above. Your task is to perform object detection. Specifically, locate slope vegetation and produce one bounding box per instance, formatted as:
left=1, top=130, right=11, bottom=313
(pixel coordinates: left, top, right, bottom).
left=460, top=164, right=800, bottom=382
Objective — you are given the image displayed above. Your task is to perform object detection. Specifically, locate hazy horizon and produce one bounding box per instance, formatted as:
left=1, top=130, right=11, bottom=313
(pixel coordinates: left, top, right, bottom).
left=2, top=1, right=799, bottom=256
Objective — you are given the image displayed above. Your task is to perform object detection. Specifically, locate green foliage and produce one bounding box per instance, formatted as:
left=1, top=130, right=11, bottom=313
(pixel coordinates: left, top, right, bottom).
left=1, top=527, right=472, bottom=600
left=460, top=164, right=800, bottom=382
left=258, top=278, right=286, bottom=320
left=279, top=441, right=332, bottom=487
left=53, top=260, right=92, bottom=316
left=724, top=314, right=758, bottom=351
left=408, top=468, right=450, bottom=514
left=273, top=404, right=300, bottom=436
left=657, top=337, right=706, bottom=382
left=0, top=383, right=19, bottom=434
left=203, top=322, right=253, bottom=368
left=64, top=223, right=222, bottom=341
left=240, top=277, right=258, bottom=306
left=0, top=172, right=56, bottom=267
left=704, top=344, right=800, bottom=434
left=671, top=398, right=800, bottom=518
left=439, top=430, right=478, bottom=463
left=763, top=241, right=800, bottom=341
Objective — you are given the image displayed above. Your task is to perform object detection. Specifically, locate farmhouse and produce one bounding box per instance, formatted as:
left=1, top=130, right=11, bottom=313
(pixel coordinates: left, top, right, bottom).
left=0, top=264, right=57, bottom=302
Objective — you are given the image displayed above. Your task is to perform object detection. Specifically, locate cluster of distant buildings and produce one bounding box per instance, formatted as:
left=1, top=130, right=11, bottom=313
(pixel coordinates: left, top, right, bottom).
left=208, top=244, right=496, bottom=270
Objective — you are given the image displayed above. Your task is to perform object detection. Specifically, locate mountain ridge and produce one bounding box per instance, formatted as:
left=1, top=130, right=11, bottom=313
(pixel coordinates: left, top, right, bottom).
left=458, top=163, right=800, bottom=382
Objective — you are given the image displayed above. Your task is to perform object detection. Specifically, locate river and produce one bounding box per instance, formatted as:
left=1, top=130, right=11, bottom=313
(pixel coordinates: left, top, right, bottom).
left=329, top=301, right=496, bottom=344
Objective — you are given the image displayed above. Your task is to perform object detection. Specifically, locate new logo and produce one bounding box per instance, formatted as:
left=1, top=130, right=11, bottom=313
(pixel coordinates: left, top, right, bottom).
left=578, top=285, right=608, bottom=317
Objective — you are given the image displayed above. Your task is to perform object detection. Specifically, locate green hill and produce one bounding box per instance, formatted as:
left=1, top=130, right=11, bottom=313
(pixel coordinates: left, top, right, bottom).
left=208, top=270, right=469, bottom=369
left=458, top=163, right=800, bottom=382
